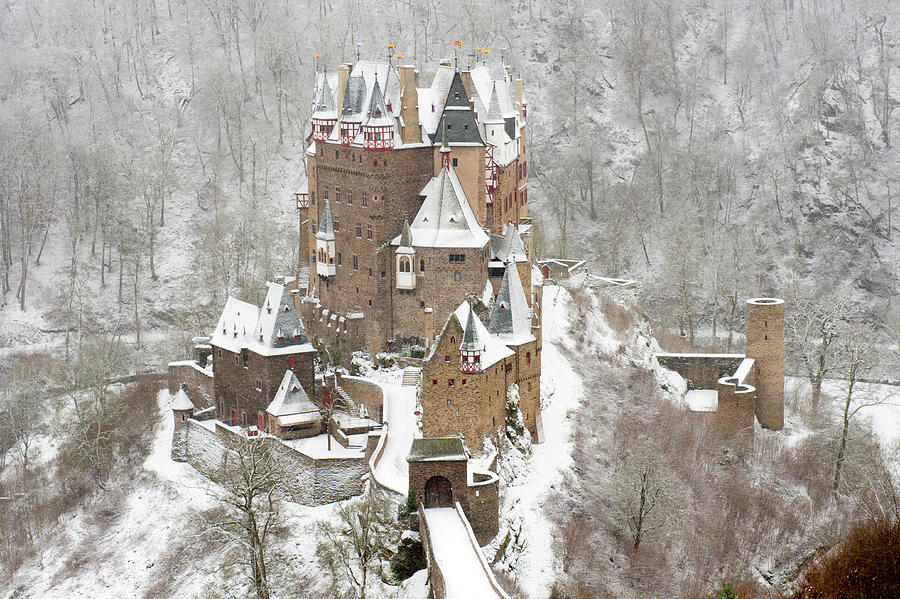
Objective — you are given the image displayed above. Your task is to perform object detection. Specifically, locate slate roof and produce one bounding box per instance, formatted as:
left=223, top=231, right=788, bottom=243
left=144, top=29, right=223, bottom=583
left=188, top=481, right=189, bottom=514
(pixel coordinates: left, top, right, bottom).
left=312, top=73, right=337, bottom=119
left=407, top=436, right=468, bottom=462
left=316, top=199, right=335, bottom=241
left=363, top=78, right=394, bottom=128
left=487, top=263, right=534, bottom=344
left=490, top=222, right=528, bottom=263
left=459, top=303, right=483, bottom=352
left=391, top=164, right=489, bottom=249
left=452, top=300, right=513, bottom=368
left=429, top=72, right=483, bottom=145
left=211, top=282, right=314, bottom=357
left=266, top=370, right=319, bottom=419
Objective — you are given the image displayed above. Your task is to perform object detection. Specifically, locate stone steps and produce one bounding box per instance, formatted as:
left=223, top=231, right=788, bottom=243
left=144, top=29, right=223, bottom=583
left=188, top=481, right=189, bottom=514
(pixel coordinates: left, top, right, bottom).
left=401, top=367, right=421, bottom=387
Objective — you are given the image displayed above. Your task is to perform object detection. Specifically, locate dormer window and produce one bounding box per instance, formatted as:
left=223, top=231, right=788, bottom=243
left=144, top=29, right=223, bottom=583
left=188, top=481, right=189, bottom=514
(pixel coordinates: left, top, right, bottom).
left=278, top=336, right=284, bottom=342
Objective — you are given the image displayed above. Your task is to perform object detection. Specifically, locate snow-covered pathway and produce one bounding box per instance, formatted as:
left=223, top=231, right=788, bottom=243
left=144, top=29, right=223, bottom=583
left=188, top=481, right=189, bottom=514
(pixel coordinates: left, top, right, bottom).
left=423, top=507, right=509, bottom=599
left=371, top=380, right=418, bottom=496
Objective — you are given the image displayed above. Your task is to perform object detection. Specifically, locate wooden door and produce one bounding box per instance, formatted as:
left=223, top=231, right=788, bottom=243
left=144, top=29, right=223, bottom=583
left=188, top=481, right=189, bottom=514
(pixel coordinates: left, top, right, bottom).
left=424, top=476, right=453, bottom=508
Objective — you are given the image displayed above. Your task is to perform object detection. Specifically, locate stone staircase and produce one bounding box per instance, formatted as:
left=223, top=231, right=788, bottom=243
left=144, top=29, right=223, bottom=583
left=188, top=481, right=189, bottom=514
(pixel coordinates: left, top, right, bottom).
left=401, top=367, right=421, bottom=387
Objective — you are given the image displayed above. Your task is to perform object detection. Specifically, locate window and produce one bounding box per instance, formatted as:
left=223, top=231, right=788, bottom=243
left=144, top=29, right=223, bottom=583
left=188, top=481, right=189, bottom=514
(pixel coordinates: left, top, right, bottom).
left=399, top=257, right=411, bottom=272
left=335, top=187, right=341, bottom=203
left=451, top=336, right=456, bottom=343
left=444, top=355, right=451, bottom=363
left=333, top=216, right=340, bottom=231
left=420, top=259, right=425, bottom=274
left=368, top=268, right=373, bottom=277
left=362, top=192, right=368, bottom=207
left=432, top=379, right=438, bottom=385
left=382, top=271, right=387, bottom=278
left=505, top=363, right=513, bottom=373
left=256, top=356, right=261, bottom=365
left=454, top=271, right=461, bottom=282
left=255, top=379, right=262, bottom=391
left=347, top=190, right=353, bottom=205
left=373, top=159, right=378, bottom=167
left=356, top=222, right=362, bottom=238
left=335, top=150, right=339, bottom=160
left=366, top=223, right=373, bottom=240
left=448, top=379, right=455, bottom=387
left=234, top=355, right=239, bottom=366
left=241, top=412, right=247, bottom=426
left=217, top=349, right=222, bottom=358
left=323, top=186, right=329, bottom=200
left=449, top=253, right=466, bottom=263
left=452, top=158, right=458, bottom=167
left=526, top=351, right=531, bottom=365
left=337, top=252, right=342, bottom=266
left=462, top=379, right=467, bottom=386
left=289, top=356, right=295, bottom=367
left=353, top=254, right=359, bottom=270
left=446, top=399, right=452, bottom=406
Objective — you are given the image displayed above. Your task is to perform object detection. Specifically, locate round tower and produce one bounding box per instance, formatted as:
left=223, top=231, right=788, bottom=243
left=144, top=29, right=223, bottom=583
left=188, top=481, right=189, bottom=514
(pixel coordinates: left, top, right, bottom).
left=745, top=298, right=785, bottom=430
left=171, top=385, right=195, bottom=462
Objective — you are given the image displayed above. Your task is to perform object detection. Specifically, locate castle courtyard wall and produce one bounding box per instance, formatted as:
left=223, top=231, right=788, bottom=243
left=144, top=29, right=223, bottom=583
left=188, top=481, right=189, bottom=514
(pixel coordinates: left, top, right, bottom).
left=167, top=361, right=214, bottom=408
left=656, top=354, right=746, bottom=389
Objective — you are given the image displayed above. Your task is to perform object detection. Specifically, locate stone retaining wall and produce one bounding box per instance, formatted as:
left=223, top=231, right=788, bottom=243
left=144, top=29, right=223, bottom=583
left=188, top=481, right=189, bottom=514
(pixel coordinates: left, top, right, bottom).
left=656, top=353, right=746, bottom=389
left=167, top=361, right=214, bottom=408
left=181, top=419, right=367, bottom=505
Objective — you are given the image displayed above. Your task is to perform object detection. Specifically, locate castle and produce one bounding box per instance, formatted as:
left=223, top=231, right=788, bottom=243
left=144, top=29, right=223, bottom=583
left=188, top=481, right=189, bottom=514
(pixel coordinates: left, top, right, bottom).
left=299, top=59, right=533, bottom=353
left=657, top=297, right=786, bottom=450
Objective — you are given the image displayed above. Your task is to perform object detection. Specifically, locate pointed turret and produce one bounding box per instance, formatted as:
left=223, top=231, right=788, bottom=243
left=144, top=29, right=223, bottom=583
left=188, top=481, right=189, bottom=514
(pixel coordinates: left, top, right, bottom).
left=311, top=73, right=338, bottom=142
left=459, top=303, right=483, bottom=373
left=363, top=78, right=395, bottom=151
left=487, top=262, right=533, bottom=343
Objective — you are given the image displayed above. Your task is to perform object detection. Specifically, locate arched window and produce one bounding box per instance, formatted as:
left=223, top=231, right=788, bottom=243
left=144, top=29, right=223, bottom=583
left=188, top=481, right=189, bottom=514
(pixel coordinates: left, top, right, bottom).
left=420, top=259, right=425, bottom=273
left=399, top=257, right=411, bottom=273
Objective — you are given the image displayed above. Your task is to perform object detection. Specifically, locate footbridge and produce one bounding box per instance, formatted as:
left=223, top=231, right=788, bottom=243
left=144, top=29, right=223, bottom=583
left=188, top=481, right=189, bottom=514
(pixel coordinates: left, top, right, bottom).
left=419, top=503, right=512, bottom=599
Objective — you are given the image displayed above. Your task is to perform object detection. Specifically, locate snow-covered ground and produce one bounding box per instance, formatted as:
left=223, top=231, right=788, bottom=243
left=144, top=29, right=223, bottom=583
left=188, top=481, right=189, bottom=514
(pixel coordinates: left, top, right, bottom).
left=372, top=381, right=418, bottom=496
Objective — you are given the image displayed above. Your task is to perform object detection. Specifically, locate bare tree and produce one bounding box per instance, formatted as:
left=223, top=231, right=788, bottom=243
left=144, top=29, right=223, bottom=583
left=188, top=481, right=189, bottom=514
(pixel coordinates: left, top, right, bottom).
left=832, top=323, right=887, bottom=493
left=208, top=436, right=283, bottom=599
left=0, top=355, right=51, bottom=480
left=316, top=491, right=397, bottom=599
left=610, top=437, right=681, bottom=552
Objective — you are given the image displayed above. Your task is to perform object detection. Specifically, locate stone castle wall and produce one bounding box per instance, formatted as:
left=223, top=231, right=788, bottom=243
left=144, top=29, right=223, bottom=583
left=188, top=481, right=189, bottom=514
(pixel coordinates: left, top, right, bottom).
left=167, top=361, right=214, bottom=408
left=656, top=354, right=746, bottom=389
left=181, top=419, right=367, bottom=505
left=338, top=375, right=385, bottom=423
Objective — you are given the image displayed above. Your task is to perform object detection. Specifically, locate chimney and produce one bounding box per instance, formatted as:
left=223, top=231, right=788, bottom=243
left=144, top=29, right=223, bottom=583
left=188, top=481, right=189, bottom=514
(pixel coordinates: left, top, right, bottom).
left=399, top=65, right=420, bottom=145
left=515, top=78, right=524, bottom=119
left=460, top=70, right=473, bottom=100
left=336, top=64, right=351, bottom=120
left=424, top=307, right=434, bottom=349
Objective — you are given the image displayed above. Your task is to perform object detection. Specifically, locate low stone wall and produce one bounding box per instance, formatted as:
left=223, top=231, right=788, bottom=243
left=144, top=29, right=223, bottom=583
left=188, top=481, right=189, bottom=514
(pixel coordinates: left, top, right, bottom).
left=182, top=419, right=367, bottom=506
left=465, top=471, right=500, bottom=546
left=656, top=353, right=746, bottom=389
left=168, top=361, right=214, bottom=408
left=339, top=375, right=385, bottom=423
left=418, top=504, right=446, bottom=599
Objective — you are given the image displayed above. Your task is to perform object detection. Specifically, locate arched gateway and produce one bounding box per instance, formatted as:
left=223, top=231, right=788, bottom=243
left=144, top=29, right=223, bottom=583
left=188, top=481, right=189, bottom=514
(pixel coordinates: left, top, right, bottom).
left=424, top=475, right=453, bottom=508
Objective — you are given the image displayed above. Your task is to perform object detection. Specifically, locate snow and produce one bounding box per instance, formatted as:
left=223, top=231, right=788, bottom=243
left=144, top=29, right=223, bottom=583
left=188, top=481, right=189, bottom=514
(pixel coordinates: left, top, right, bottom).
left=685, top=389, right=718, bottom=412
left=422, top=507, right=507, bottom=599
left=371, top=381, right=417, bottom=496
left=452, top=300, right=515, bottom=368
left=281, top=433, right=366, bottom=459
left=492, top=284, right=588, bottom=598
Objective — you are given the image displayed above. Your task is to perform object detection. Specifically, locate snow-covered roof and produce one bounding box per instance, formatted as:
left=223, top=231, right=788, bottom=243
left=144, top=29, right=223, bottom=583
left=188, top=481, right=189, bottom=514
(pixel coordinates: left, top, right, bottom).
left=407, top=436, right=468, bottom=461
left=453, top=300, right=513, bottom=368
left=487, top=263, right=534, bottom=345
left=266, top=370, right=320, bottom=419
left=211, top=283, right=314, bottom=357
left=312, top=71, right=337, bottom=120
left=363, top=78, right=394, bottom=128
left=316, top=199, right=335, bottom=241
left=490, top=222, right=528, bottom=263
left=391, top=165, right=489, bottom=249
left=172, top=387, right=195, bottom=411
left=459, top=303, right=483, bottom=352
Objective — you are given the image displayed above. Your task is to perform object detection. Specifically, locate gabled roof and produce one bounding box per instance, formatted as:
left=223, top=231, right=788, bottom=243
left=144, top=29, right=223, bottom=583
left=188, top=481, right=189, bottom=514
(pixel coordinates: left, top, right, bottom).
left=487, top=263, right=533, bottom=344
left=407, top=436, right=468, bottom=462
left=316, top=199, right=335, bottom=241
left=266, top=370, right=319, bottom=418
left=429, top=72, right=483, bottom=145
left=459, top=303, right=483, bottom=352
left=391, top=165, right=489, bottom=249
left=210, top=283, right=314, bottom=357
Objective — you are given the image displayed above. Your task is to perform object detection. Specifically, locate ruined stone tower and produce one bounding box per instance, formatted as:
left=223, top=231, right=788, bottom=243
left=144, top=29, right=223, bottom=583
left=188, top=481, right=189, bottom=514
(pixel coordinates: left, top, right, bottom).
left=745, top=298, right=785, bottom=430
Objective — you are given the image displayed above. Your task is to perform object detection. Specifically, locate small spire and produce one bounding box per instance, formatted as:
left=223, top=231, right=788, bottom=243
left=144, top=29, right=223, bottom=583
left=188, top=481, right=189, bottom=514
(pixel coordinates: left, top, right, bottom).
left=400, top=219, right=413, bottom=247
left=440, top=119, right=451, bottom=170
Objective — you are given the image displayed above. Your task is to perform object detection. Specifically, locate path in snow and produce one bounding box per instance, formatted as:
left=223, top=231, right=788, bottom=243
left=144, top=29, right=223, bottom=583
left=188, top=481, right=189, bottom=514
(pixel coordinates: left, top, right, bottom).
left=371, top=381, right=418, bottom=495
left=423, top=507, right=508, bottom=599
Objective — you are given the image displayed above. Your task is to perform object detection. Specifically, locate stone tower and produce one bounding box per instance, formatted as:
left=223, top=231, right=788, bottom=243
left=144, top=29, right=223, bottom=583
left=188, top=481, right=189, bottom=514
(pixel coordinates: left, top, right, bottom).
left=171, top=385, right=195, bottom=462
left=745, top=298, right=785, bottom=430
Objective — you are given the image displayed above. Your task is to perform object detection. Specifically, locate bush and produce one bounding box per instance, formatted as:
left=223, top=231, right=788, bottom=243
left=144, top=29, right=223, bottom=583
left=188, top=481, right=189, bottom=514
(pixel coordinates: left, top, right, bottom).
left=791, top=519, right=900, bottom=599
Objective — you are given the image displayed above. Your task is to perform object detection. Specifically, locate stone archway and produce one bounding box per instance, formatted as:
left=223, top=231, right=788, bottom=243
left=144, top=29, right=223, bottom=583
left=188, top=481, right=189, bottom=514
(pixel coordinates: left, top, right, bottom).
left=424, top=475, right=453, bottom=508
